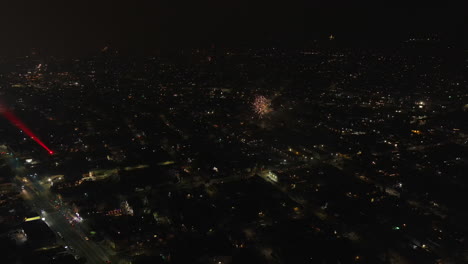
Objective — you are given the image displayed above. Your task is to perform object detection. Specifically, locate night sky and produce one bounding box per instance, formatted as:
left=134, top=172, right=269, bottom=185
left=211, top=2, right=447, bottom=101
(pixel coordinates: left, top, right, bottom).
left=0, top=1, right=466, bottom=56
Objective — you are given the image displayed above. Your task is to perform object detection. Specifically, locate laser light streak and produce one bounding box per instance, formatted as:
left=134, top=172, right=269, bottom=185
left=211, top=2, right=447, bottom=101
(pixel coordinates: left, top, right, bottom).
left=0, top=107, right=54, bottom=155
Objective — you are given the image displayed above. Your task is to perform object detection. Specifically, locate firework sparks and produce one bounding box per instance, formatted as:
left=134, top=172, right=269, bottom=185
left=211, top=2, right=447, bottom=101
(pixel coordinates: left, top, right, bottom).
left=252, top=95, right=272, bottom=118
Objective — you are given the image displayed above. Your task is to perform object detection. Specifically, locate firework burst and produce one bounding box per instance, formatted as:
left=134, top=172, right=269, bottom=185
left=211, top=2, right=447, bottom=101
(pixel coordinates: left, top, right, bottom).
left=252, top=95, right=272, bottom=118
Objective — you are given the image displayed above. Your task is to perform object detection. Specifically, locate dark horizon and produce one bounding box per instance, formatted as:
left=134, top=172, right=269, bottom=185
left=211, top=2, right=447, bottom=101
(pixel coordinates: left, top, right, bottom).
left=0, top=1, right=466, bottom=57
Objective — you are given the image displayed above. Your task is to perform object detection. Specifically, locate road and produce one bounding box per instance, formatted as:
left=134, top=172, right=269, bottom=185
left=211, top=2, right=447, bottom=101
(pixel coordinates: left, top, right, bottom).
left=21, top=177, right=113, bottom=264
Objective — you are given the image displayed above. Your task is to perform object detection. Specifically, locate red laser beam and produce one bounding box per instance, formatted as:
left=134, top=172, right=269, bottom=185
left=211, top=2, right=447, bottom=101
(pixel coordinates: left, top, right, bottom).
left=1, top=109, right=54, bottom=155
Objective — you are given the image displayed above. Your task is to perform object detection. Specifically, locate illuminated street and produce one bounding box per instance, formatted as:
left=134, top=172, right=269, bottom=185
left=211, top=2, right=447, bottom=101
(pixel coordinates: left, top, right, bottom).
left=21, top=179, right=113, bottom=264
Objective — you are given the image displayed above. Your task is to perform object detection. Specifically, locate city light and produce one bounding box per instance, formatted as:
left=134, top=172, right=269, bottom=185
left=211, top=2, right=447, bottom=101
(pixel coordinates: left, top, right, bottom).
left=0, top=32, right=464, bottom=264
left=25, top=216, right=41, bottom=222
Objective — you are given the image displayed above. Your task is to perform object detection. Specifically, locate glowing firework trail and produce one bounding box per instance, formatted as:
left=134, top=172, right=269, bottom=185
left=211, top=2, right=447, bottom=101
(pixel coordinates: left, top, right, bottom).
left=252, top=95, right=272, bottom=117
left=0, top=106, right=54, bottom=155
